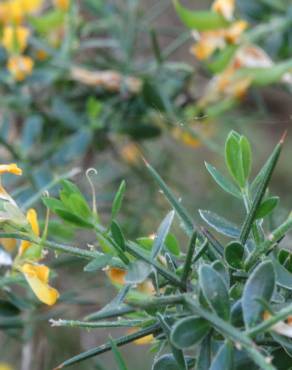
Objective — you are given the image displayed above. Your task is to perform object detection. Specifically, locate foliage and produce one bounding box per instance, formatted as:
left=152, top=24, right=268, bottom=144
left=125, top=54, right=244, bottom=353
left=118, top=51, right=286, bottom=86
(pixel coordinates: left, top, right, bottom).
left=2, top=131, right=292, bottom=369
left=174, top=0, right=292, bottom=118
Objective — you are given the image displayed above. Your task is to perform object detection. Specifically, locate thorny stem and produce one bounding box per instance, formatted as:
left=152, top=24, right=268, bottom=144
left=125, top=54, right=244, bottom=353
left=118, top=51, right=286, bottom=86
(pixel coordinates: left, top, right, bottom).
left=245, top=213, right=292, bottom=269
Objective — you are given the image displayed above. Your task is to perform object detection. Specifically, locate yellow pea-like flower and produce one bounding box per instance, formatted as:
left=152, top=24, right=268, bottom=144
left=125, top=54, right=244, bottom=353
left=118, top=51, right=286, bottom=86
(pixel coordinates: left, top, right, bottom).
left=0, top=163, right=22, bottom=176
left=53, top=0, right=70, bottom=11
left=19, top=208, right=39, bottom=256
left=21, top=263, right=59, bottom=306
left=0, top=238, right=17, bottom=252
left=6, top=0, right=24, bottom=24
left=107, top=267, right=126, bottom=285
left=20, top=0, right=43, bottom=13
left=7, top=55, right=34, bottom=81
left=127, top=328, right=154, bottom=345
left=212, top=0, right=235, bottom=21
left=2, top=26, right=30, bottom=53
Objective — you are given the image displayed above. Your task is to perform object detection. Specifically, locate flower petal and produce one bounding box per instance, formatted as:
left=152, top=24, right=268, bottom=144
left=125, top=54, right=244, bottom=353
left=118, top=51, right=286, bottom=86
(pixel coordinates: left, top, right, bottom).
left=21, top=263, right=59, bottom=306
left=0, top=164, right=22, bottom=175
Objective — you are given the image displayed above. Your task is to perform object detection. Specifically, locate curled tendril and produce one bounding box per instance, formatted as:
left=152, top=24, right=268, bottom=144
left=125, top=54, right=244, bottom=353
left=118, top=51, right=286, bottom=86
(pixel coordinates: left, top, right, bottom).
left=86, top=168, right=98, bottom=216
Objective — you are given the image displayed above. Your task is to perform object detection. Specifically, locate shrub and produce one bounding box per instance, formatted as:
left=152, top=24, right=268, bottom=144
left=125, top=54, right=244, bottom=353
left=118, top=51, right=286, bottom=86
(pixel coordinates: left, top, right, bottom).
left=1, top=130, right=292, bottom=369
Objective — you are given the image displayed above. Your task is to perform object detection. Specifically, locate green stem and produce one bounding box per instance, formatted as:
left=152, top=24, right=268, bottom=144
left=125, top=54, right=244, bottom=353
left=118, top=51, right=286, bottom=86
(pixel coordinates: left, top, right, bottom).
left=125, top=242, right=186, bottom=290
left=181, top=232, right=197, bottom=286
left=247, top=303, right=292, bottom=337
left=50, top=319, right=149, bottom=329
left=127, top=293, right=187, bottom=310
left=185, top=297, right=276, bottom=370
left=245, top=213, right=292, bottom=269
left=54, top=323, right=161, bottom=369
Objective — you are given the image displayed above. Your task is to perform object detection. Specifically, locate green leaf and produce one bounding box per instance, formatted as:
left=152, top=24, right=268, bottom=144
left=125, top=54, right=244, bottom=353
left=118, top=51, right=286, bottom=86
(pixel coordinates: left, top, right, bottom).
left=240, top=136, right=252, bottom=181
left=29, top=9, right=65, bottom=33
left=54, top=209, right=93, bottom=228
left=68, top=193, right=92, bottom=219
left=199, top=265, right=230, bottom=320
left=165, top=234, right=180, bottom=256
left=236, top=59, right=292, bottom=87
left=196, top=335, right=211, bottom=370
left=151, top=211, right=175, bottom=259
left=125, top=261, right=152, bottom=284
left=224, top=241, right=245, bottom=270
left=42, top=197, right=65, bottom=213
left=199, top=210, right=240, bottom=238
left=173, top=0, right=229, bottom=31
left=112, top=181, right=126, bottom=219
left=205, top=162, right=241, bottom=199
left=273, top=258, right=292, bottom=291
left=152, top=355, right=180, bottom=370
left=240, top=135, right=284, bottom=245
left=210, top=341, right=234, bottom=370
left=242, top=261, right=275, bottom=328
left=170, top=316, right=210, bottom=349
left=207, top=45, right=238, bottom=73
left=109, top=337, right=129, bottom=370
left=225, top=131, right=245, bottom=188
left=111, top=221, right=125, bottom=251
left=84, top=254, right=112, bottom=272
left=254, top=197, right=279, bottom=220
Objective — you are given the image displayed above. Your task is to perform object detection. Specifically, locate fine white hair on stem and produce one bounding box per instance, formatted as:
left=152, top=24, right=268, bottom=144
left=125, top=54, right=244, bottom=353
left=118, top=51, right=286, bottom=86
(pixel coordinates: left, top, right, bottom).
left=86, top=168, right=98, bottom=215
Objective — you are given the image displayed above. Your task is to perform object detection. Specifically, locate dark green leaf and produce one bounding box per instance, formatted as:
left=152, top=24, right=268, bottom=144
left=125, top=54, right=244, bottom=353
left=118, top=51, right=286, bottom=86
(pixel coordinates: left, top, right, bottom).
left=224, top=241, right=245, bottom=269
left=242, top=261, right=275, bottom=328
left=111, top=221, right=125, bottom=251
left=210, top=341, right=234, bottom=370
left=112, top=181, right=126, bottom=219
left=54, top=209, right=93, bottom=228
left=199, top=265, right=230, bottom=320
left=254, top=197, right=279, bottom=220
left=170, top=316, right=210, bottom=349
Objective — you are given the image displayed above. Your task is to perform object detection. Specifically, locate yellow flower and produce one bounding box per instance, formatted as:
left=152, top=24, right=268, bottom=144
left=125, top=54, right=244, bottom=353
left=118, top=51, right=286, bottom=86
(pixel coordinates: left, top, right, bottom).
left=21, top=263, right=59, bottom=306
left=0, top=363, right=13, bottom=370
left=6, top=0, right=23, bottom=24
left=0, top=238, right=17, bottom=252
left=107, top=267, right=126, bottom=285
left=36, top=48, right=48, bottom=61
left=2, top=26, right=30, bottom=53
left=127, top=328, right=154, bottom=345
left=20, top=0, right=43, bottom=13
left=212, top=0, right=235, bottom=21
left=224, top=20, right=248, bottom=44
left=0, top=163, right=22, bottom=176
left=53, top=0, right=70, bottom=11
left=120, top=143, right=141, bottom=165
left=191, top=30, right=226, bottom=60
left=263, top=311, right=292, bottom=338
left=18, top=208, right=39, bottom=256
left=0, top=163, right=22, bottom=198
left=191, top=20, right=247, bottom=61
left=7, top=55, right=34, bottom=81
left=0, top=3, right=9, bottom=24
